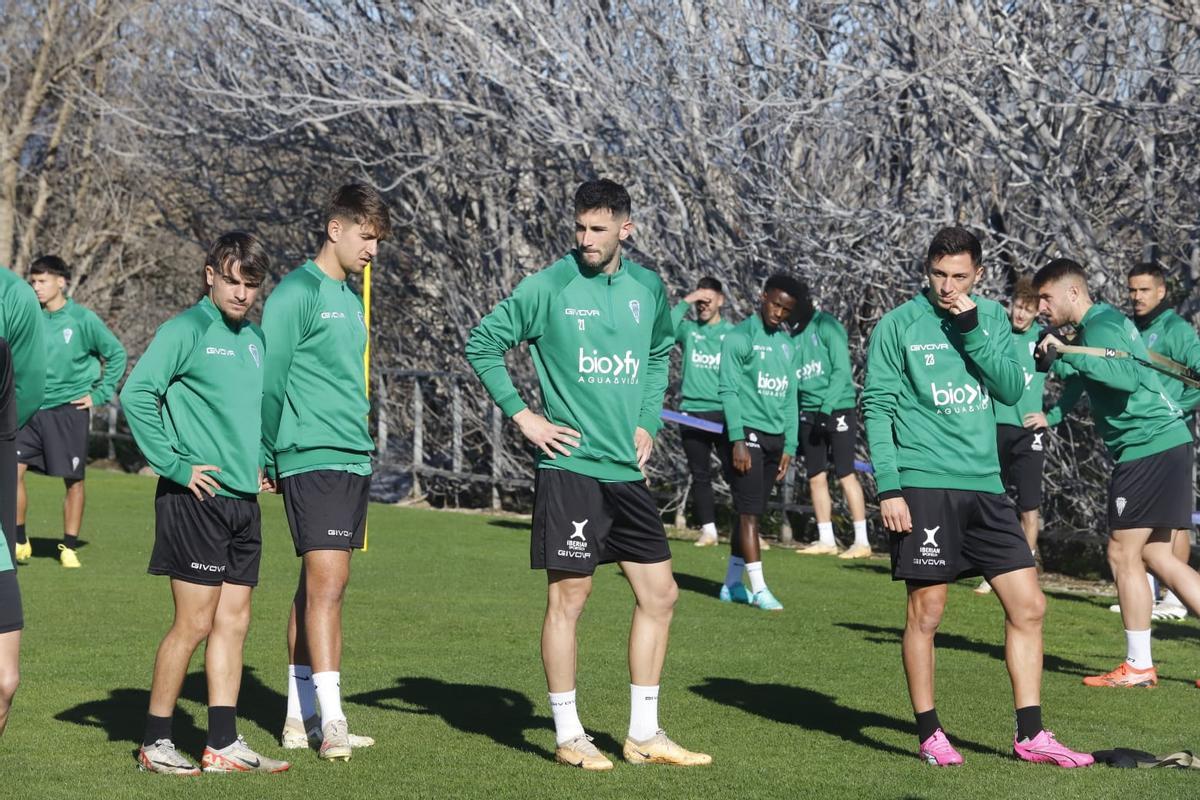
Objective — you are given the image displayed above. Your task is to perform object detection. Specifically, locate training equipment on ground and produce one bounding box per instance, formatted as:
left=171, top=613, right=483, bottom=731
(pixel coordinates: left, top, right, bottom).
left=622, top=730, right=713, bottom=766
left=719, top=582, right=753, bottom=604
left=57, top=544, right=80, bottom=568
left=1045, top=342, right=1200, bottom=389
left=751, top=587, right=784, bottom=611
left=1013, top=730, right=1095, bottom=768
left=1082, top=662, right=1157, bottom=688
left=919, top=729, right=963, bottom=766
left=137, top=739, right=201, bottom=775
left=201, top=735, right=290, bottom=773
left=554, top=733, right=614, bottom=771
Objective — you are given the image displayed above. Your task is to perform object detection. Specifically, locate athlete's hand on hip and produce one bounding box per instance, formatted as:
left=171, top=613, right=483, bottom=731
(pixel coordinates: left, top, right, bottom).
left=71, top=395, right=94, bottom=410
left=259, top=471, right=278, bottom=494
left=634, top=426, right=654, bottom=470
left=775, top=453, right=791, bottom=482
left=188, top=465, right=222, bottom=501
left=1023, top=412, right=1049, bottom=430
left=732, top=441, right=751, bottom=474
left=880, top=496, right=912, bottom=534
left=514, top=408, right=581, bottom=459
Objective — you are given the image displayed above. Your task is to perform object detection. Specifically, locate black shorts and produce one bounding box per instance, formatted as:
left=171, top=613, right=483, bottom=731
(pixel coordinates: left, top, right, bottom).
left=280, top=469, right=370, bottom=556
left=890, top=487, right=1036, bottom=583
left=530, top=468, right=671, bottom=575
left=16, top=404, right=89, bottom=480
left=1108, top=443, right=1193, bottom=531
left=0, top=570, right=21, bottom=634
left=996, top=424, right=1047, bottom=513
left=149, top=479, right=262, bottom=586
left=721, top=429, right=784, bottom=515
left=799, top=407, right=857, bottom=479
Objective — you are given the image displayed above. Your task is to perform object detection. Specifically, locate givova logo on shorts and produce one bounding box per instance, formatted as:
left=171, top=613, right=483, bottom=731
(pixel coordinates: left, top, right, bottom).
left=929, top=381, right=989, bottom=414
left=578, top=348, right=640, bottom=384
left=558, top=519, right=592, bottom=560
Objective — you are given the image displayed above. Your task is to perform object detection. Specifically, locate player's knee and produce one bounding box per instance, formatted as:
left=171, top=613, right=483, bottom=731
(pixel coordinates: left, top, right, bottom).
left=808, top=472, right=829, bottom=490
left=641, top=579, right=679, bottom=616
left=1012, top=592, right=1046, bottom=628
left=907, top=599, right=945, bottom=635
left=548, top=583, right=591, bottom=619
left=0, top=664, right=19, bottom=704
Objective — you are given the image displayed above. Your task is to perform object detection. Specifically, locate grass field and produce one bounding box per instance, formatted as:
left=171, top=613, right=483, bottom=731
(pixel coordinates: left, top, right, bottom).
left=5, top=470, right=1200, bottom=799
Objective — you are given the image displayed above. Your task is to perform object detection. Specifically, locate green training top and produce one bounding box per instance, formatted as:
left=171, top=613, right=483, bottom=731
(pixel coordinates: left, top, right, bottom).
left=1043, top=303, right=1189, bottom=462
left=40, top=299, right=127, bottom=409
left=0, top=267, right=46, bottom=427
left=671, top=302, right=734, bottom=412
left=993, top=324, right=1045, bottom=428
left=863, top=292, right=1024, bottom=495
left=120, top=296, right=265, bottom=498
left=465, top=251, right=674, bottom=483
left=792, top=310, right=857, bottom=415
left=1140, top=308, right=1200, bottom=413
left=718, top=313, right=799, bottom=453
left=261, top=260, right=373, bottom=479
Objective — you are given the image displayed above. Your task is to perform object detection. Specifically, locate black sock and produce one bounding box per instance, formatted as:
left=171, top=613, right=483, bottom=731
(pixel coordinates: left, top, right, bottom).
left=915, top=708, right=941, bottom=743
left=15, top=525, right=26, bottom=545
left=144, top=713, right=173, bottom=747
left=1015, top=705, right=1043, bottom=742
left=207, top=706, right=238, bottom=750
left=63, top=534, right=78, bottom=550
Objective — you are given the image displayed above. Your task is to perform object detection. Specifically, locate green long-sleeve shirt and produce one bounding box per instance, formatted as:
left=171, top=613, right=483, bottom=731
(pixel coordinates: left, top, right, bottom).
left=1139, top=307, right=1200, bottom=413
left=465, top=251, right=674, bottom=483
left=0, top=267, right=46, bottom=427
left=718, top=313, right=799, bottom=453
left=1043, top=303, right=1189, bottom=462
left=993, top=324, right=1045, bottom=427
left=39, top=299, right=127, bottom=408
left=260, top=260, right=373, bottom=479
left=671, top=302, right=734, bottom=412
left=792, top=310, right=857, bottom=415
left=863, top=292, right=1024, bottom=495
left=120, top=297, right=265, bottom=498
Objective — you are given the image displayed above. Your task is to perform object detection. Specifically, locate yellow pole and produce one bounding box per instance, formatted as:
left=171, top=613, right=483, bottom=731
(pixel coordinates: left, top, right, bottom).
left=363, top=260, right=371, bottom=551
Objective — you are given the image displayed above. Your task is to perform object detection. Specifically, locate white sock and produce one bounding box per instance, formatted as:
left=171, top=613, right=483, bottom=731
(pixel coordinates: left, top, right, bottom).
left=852, top=520, right=869, bottom=548
left=628, top=684, right=660, bottom=741
left=549, top=690, right=585, bottom=744
left=313, top=671, right=345, bottom=726
left=1147, top=572, right=1159, bottom=602
left=817, top=522, right=835, bottom=546
left=1125, top=629, right=1153, bottom=670
left=286, top=665, right=316, bottom=721
left=746, top=561, right=766, bottom=594
left=725, top=556, right=746, bottom=587
left=1162, top=589, right=1184, bottom=608
left=701, top=522, right=717, bottom=538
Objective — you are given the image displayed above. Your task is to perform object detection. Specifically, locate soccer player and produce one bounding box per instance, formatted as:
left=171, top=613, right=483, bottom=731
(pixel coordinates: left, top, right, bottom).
left=671, top=277, right=734, bottom=547
left=15, top=255, right=127, bottom=568
left=976, top=276, right=1047, bottom=595
left=465, top=179, right=710, bottom=771
left=0, top=266, right=47, bottom=738
left=122, top=232, right=288, bottom=774
left=262, top=183, right=386, bottom=761
left=1035, top=258, right=1200, bottom=688
left=790, top=283, right=870, bottom=559
left=715, top=274, right=800, bottom=611
left=863, top=228, right=1092, bottom=767
left=1126, top=262, right=1200, bottom=619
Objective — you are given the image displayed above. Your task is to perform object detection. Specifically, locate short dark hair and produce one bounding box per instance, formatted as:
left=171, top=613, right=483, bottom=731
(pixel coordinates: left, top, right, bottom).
left=325, top=182, right=392, bottom=240
left=697, top=276, right=723, bottom=294
left=205, top=231, right=270, bottom=285
left=764, top=272, right=803, bottom=300
left=1012, top=275, right=1038, bottom=306
left=1128, top=262, right=1166, bottom=285
left=926, top=227, right=982, bottom=271
left=30, top=255, right=70, bottom=280
left=1032, top=257, right=1087, bottom=290
left=574, top=179, right=631, bottom=218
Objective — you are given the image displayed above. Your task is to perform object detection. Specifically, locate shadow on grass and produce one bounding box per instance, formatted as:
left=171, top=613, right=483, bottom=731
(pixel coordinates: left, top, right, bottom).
left=672, top=571, right=725, bottom=600
left=835, top=622, right=1094, bottom=679
left=29, top=536, right=88, bottom=559
left=1041, top=589, right=1114, bottom=609
left=690, top=677, right=1004, bottom=759
left=486, top=519, right=530, bottom=532
left=55, top=667, right=283, bottom=756
left=840, top=562, right=891, bottom=575
left=347, top=677, right=581, bottom=762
